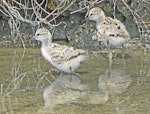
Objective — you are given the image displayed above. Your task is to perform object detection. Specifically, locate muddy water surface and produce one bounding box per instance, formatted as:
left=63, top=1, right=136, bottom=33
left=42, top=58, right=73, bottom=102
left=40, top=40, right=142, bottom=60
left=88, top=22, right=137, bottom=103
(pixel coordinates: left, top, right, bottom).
left=0, top=47, right=150, bottom=114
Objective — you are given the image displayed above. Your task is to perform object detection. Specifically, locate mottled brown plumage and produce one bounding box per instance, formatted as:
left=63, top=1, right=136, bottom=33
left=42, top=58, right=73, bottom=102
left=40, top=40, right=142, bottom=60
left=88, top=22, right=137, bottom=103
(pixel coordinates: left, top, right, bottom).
left=85, top=7, right=130, bottom=58
left=30, top=28, right=86, bottom=73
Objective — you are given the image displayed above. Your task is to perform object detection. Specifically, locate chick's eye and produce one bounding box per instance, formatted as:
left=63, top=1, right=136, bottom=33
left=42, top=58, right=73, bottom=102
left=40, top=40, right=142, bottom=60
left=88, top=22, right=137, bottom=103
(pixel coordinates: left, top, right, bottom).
left=37, top=33, right=40, bottom=36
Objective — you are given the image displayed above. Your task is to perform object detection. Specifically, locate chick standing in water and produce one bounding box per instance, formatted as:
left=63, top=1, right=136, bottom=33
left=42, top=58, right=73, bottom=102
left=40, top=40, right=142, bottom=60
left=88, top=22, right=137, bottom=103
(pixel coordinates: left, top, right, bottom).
left=84, top=7, right=130, bottom=60
left=30, top=28, right=86, bottom=73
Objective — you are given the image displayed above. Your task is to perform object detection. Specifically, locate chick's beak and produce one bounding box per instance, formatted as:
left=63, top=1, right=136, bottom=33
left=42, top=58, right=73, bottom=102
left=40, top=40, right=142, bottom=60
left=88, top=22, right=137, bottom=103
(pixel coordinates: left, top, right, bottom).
left=29, top=36, right=36, bottom=41
left=28, top=36, right=36, bottom=43
left=82, top=11, right=90, bottom=23
left=82, top=17, right=89, bottom=23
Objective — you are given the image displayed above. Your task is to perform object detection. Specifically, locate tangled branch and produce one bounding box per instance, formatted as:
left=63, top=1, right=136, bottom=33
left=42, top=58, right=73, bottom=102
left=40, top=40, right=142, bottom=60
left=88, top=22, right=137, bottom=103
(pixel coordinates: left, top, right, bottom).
left=0, top=0, right=149, bottom=43
left=121, top=0, right=150, bottom=39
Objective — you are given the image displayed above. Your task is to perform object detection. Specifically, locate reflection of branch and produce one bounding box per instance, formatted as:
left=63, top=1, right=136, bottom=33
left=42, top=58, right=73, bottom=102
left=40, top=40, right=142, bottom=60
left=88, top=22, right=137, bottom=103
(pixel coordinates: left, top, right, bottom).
left=0, top=48, right=54, bottom=96
left=2, top=48, right=26, bottom=95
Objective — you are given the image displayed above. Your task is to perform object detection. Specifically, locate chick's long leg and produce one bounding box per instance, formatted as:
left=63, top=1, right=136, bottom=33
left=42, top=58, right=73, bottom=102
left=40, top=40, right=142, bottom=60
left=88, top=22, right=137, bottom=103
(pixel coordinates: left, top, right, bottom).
left=107, top=41, right=113, bottom=64
left=121, top=44, right=125, bottom=58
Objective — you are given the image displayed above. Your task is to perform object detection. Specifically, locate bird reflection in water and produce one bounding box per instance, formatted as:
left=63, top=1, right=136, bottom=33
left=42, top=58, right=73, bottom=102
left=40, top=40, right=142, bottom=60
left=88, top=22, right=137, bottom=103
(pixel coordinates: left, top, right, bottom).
left=41, top=59, right=131, bottom=111
left=98, top=58, right=131, bottom=96
left=43, top=74, right=87, bottom=108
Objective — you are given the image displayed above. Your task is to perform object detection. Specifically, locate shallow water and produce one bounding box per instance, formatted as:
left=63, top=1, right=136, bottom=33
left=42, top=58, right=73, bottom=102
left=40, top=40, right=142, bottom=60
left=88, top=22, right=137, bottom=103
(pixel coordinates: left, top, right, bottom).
left=0, top=47, right=150, bottom=114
